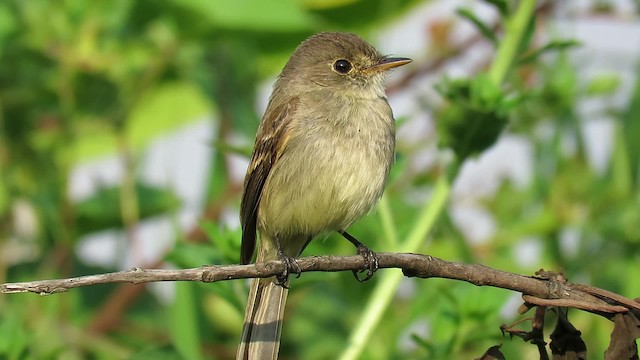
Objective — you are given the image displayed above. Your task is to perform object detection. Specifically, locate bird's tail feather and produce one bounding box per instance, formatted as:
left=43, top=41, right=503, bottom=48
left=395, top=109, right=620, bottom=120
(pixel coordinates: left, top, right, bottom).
left=236, top=277, right=288, bottom=360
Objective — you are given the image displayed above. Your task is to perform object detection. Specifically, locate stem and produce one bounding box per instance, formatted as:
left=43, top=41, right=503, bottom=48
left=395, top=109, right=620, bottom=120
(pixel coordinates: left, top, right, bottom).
left=488, top=0, right=537, bottom=86
left=377, top=195, right=398, bottom=248
left=339, top=162, right=459, bottom=360
left=117, top=131, right=140, bottom=255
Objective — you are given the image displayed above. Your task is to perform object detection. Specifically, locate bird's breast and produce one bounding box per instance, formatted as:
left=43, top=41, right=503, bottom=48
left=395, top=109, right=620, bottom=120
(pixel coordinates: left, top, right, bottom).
left=258, top=96, right=395, bottom=241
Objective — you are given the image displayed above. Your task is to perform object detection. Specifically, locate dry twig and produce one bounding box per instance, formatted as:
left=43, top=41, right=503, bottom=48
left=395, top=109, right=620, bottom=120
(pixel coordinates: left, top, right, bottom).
left=0, top=252, right=633, bottom=319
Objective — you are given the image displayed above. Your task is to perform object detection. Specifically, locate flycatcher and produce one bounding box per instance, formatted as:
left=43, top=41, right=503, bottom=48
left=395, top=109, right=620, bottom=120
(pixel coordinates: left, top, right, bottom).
left=237, top=32, right=411, bottom=359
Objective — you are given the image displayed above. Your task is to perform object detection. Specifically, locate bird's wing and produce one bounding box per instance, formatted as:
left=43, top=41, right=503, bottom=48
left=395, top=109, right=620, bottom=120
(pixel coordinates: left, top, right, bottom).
left=240, top=97, right=298, bottom=264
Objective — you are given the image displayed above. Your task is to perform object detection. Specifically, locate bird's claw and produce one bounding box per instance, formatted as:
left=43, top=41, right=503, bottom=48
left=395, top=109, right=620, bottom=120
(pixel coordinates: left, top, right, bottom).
left=275, top=250, right=301, bottom=287
left=352, top=244, right=379, bottom=282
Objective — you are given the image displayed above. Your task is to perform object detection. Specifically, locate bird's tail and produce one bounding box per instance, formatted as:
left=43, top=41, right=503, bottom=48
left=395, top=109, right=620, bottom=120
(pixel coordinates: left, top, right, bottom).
left=236, top=277, right=288, bottom=360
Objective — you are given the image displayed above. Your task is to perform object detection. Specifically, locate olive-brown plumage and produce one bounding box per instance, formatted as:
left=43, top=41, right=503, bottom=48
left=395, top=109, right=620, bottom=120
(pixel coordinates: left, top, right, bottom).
left=238, top=32, right=410, bottom=359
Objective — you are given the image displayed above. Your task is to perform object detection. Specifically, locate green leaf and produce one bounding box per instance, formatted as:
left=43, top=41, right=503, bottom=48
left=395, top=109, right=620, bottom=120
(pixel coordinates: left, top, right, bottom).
left=0, top=311, right=29, bottom=360
left=303, top=0, right=359, bottom=9
left=0, top=2, right=17, bottom=49
left=517, top=39, right=582, bottom=65
left=72, top=82, right=212, bottom=160
left=170, top=282, right=203, bottom=360
left=202, top=294, right=244, bottom=335
left=126, top=82, right=212, bottom=152
left=176, top=0, right=318, bottom=31
left=483, top=0, right=509, bottom=17
left=607, top=126, right=634, bottom=200
left=166, top=241, right=223, bottom=268
left=201, top=221, right=241, bottom=261
left=621, top=61, right=640, bottom=184
left=129, top=347, right=184, bottom=360
left=585, top=73, right=621, bottom=96
left=456, top=8, right=497, bottom=45
left=74, top=183, right=180, bottom=235
left=0, top=179, right=8, bottom=216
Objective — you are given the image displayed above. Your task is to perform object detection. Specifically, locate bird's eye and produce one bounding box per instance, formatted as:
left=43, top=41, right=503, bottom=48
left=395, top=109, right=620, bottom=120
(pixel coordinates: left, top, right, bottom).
left=333, top=59, right=352, bottom=74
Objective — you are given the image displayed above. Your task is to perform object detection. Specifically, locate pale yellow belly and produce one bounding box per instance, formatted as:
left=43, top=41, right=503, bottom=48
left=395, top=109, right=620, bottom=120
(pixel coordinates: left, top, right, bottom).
left=258, top=130, right=392, bottom=247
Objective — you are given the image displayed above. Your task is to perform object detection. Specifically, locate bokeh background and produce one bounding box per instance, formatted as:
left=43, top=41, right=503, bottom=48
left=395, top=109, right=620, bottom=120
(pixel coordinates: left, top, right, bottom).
left=1, top=0, right=639, bottom=359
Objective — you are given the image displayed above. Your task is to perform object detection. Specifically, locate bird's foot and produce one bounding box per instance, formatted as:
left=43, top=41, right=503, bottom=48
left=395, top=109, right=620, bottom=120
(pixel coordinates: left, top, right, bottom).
left=275, top=248, right=301, bottom=288
left=352, top=243, right=379, bottom=282
left=340, top=231, right=379, bottom=282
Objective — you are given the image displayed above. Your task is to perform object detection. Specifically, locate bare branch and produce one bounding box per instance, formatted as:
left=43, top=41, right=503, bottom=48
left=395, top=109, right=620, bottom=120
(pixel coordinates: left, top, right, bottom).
left=1, top=252, right=636, bottom=318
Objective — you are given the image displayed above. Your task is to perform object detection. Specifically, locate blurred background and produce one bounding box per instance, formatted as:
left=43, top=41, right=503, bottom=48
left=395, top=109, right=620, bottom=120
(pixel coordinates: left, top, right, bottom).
left=1, top=0, right=639, bottom=359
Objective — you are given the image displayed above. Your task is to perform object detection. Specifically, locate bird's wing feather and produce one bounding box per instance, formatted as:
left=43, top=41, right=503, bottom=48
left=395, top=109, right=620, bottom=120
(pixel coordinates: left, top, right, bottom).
left=240, top=97, right=298, bottom=264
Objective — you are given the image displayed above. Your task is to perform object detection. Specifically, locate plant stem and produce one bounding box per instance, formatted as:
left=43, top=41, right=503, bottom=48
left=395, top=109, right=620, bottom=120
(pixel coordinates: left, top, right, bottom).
left=488, top=0, right=537, bottom=86
left=377, top=195, right=398, bottom=248
left=339, top=162, right=459, bottom=360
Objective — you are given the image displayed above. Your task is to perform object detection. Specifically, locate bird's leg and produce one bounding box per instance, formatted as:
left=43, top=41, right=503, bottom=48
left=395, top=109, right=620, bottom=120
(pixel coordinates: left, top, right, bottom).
left=340, top=231, right=379, bottom=282
left=274, top=237, right=301, bottom=287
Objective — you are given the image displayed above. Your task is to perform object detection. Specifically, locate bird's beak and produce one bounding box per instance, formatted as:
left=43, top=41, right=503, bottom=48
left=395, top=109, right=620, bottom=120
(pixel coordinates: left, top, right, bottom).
left=364, top=57, right=412, bottom=74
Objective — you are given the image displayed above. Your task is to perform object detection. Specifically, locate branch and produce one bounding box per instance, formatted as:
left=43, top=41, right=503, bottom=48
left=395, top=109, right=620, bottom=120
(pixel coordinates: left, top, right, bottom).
left=2, top=252, right=637, bottom=316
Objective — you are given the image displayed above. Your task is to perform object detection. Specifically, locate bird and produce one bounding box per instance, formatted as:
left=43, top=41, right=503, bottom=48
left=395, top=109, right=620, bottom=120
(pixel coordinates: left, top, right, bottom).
left=237, top=31, right=410, bottom=359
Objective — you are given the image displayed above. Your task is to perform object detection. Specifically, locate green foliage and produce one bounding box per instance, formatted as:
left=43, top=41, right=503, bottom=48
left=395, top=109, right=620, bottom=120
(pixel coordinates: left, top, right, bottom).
left=170, top=282, right=203, bottom=360
left=436, top=74, right=513, bottom=160
left=177, top=0, right=320, bottom=31
left=485, top=0, right=509, bottom=18
left=75, top=183, right=180, bottom=236
left=621, top=62, right=640, bottom=184
left=517, top=39, right=582, bottom=65
left=2, top=0, right=639, bottom=359
left=456, top=8, right=498, bottom=45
